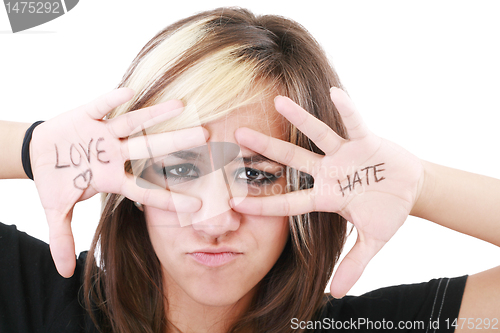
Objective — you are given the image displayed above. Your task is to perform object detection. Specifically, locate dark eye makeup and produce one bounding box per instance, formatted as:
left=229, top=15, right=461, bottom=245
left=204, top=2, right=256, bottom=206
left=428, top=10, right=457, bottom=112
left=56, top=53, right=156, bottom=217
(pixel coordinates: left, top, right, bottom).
left=152, top=162, right=200, bottom=183
left=234, top=167, right=280, bottom=186
left=151, top=162, right=282, bottom=187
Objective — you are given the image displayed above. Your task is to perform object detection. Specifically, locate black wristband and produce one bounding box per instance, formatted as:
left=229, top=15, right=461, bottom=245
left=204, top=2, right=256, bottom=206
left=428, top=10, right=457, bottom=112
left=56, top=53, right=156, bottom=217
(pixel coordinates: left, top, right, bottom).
left=22, top=121, right=44, bottom=180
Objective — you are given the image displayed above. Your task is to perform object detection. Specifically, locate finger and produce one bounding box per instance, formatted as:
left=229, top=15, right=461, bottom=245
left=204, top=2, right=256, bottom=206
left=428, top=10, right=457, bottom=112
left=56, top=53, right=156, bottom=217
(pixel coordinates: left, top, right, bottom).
left=274, top=96, right=344, bottom=155
left=46, top=208, right=76, bottom=278
left=124, top=126, right=209, bottom=160
left=106, top=99, right=185, bottom=138
left=230, top=190, right=316, bottom=216
left=120, top=174, right=202, bottom=212
left=329, top=234, right=384, bottom=298
left=330, top=87, right=370, bottom=140
left=234, top=127, right=321, bottom=174
left=83, top=88, right=135, bottom=120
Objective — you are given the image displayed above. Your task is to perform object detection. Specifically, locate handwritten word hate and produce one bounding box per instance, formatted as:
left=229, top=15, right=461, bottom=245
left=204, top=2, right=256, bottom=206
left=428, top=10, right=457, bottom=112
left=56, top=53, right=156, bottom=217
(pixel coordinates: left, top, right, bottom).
left=337, top=163, right=385, bottom=196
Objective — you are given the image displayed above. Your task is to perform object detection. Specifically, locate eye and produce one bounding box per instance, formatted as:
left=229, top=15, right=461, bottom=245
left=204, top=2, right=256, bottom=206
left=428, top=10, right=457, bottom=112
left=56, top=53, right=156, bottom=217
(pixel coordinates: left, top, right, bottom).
left=153, top=163, right=199, bottom=180
left=167, top=164, right=198, bottom=178
left=235, top=168, right=278, bottom=185
left=243, top=168, right=265, bottom=181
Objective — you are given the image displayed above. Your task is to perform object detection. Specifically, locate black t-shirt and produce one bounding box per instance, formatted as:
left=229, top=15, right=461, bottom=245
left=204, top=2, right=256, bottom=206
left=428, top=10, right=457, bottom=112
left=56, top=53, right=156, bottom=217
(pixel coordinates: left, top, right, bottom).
left=0, top=222, right=467, bottom=332
left=311, top=277, right=466, bottom=332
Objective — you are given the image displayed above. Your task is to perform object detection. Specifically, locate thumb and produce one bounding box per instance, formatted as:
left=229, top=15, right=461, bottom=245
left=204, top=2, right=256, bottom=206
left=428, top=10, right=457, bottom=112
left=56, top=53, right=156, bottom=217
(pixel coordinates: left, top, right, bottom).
left=46, top=208, right=76, bottom=278
left=330, top=234, right=383, bottom=298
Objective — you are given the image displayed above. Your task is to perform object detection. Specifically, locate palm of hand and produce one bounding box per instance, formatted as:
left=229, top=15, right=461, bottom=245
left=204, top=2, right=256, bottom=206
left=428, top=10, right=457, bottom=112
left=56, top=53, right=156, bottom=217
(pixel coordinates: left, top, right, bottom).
left=32, top=111, right=122, bottom=216
left=28, top=89, right=206, bottom=277
left=314, top=132, right=422, bottom=240
left=233, top=88, right=424, bottom=298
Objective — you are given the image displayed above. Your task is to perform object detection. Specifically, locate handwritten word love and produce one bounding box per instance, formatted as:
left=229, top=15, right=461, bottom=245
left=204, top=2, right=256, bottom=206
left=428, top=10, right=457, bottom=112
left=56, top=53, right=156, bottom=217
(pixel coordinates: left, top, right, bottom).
left=337, top=163, right=385, bottom=197
left=54, top=137, right=109, bottom=190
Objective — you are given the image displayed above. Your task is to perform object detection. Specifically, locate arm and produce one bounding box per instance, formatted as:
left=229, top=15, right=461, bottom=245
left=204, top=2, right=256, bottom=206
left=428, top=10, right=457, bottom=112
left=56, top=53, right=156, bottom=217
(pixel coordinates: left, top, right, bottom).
left=411, top=161, right=500, bottom=331
left=0, top=121, right=31, bottom=179
left=412, top=161, right=500, bottom=247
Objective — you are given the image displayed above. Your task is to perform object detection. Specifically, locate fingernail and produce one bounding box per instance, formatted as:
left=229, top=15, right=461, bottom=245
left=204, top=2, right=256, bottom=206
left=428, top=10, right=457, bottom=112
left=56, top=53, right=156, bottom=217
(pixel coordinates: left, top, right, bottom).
left=202, top=127, right=210, bottom=140
left=178, top=198, right=201, bottom=212
left=234, top=128, right=243, bottom=143
left=120, top=87, right=136, bottom=98
left=168, top=100, right=185, bottom=114
left=230, top=196, right=247, bottom=209
left=151, top=101, right=183, bottom=117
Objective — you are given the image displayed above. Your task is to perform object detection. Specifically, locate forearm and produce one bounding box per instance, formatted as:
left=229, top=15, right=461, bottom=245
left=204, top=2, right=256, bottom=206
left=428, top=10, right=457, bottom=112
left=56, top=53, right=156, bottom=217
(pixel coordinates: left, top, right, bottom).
left=0, top=121, right=31, bottom=179
left=411, top=160, right=500, bottom=247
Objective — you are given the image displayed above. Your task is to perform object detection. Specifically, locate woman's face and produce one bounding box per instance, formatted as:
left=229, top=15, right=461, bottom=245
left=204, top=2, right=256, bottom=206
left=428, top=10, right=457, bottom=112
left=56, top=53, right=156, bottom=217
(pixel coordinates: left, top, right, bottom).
left=143, top=99, right=289, bottom=309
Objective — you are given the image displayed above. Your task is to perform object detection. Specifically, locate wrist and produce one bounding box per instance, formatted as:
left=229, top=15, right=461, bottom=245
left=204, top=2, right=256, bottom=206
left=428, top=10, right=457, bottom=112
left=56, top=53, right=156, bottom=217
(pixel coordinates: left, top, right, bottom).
left=0, top=122, right=32, bottom=179
left=409, top=159, right=435, bottom=218
left=23, top=121, right=45, bottom=180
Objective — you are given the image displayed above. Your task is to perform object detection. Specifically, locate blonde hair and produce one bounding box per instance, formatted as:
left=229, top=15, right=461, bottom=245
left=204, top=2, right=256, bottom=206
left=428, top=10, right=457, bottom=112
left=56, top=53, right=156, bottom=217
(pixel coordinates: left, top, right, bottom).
left=109, top=18, right=281, bottom=128
left=86, top=7, right=348, bottom=333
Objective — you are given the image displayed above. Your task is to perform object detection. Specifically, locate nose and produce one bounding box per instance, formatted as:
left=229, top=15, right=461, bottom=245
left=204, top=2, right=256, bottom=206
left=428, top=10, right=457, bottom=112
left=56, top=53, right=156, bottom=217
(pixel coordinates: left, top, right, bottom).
left=190, top=169, right=242, bottom=238
left=191, top=207, right=241, bottom=238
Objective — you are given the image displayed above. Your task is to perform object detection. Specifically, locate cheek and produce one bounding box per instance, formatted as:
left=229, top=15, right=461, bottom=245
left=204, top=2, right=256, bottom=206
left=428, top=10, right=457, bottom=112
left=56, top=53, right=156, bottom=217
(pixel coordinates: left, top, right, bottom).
left=143, top=199, right=182, bottom=226
left=143, top=207, right=182, bottom=264
left=246, top=215, right=289, bottom=276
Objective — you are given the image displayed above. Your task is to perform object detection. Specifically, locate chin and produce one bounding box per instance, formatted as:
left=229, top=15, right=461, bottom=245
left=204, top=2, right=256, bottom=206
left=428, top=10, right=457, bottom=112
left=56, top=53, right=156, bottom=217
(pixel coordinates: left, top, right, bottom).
left=189, top=285, right=249, bottom=307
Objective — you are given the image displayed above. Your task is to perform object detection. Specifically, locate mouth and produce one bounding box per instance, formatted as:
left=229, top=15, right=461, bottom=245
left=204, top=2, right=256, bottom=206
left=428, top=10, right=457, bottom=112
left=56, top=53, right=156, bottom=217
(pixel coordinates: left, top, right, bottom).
left=188, top=249, right=243, bottom=267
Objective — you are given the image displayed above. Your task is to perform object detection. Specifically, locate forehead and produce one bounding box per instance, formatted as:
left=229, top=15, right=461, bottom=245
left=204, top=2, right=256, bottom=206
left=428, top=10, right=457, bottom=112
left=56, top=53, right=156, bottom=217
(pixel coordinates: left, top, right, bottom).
left=203, top=97, right=287, bottom=143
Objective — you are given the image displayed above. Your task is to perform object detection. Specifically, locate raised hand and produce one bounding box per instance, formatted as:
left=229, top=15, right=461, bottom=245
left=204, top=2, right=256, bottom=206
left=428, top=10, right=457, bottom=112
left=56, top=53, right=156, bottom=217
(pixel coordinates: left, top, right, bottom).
left=231, top=87, right=424, bottom=298
left=30, top=88, right=207, bottom=277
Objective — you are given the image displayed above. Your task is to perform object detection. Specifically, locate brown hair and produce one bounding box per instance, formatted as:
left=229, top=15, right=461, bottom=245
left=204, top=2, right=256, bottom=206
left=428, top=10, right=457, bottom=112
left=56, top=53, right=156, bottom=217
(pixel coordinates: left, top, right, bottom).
left=84, top=7, right=348, bottom=333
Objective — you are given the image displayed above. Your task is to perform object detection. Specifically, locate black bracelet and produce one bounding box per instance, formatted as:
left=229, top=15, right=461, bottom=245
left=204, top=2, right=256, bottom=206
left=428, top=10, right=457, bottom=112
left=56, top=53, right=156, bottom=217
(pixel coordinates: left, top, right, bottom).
left=22, top=121, right=45, bottom=180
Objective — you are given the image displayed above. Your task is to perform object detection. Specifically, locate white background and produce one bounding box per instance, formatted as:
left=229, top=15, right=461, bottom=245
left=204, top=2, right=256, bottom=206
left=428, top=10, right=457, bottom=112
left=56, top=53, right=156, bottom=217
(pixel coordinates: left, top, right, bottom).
left=1, top=0, right=499, bottom=296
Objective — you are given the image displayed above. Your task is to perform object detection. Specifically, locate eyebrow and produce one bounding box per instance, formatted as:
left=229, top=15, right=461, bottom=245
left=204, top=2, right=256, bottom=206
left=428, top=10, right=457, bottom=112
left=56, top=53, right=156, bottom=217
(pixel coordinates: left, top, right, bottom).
left=170, top=150, right=282, bottom=166
left=236, top=154, right=284, bottom=167
left=169, top=150, right=204, bottom=160
left=167, top=148, right=284, bottom=170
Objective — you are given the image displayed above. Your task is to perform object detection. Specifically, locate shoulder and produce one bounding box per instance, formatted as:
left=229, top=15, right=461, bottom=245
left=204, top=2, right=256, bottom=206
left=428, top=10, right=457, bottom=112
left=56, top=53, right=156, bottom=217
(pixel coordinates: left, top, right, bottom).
left=310, top=276, right=468, bottom=332
left=0, top=221, right=92, bottom=332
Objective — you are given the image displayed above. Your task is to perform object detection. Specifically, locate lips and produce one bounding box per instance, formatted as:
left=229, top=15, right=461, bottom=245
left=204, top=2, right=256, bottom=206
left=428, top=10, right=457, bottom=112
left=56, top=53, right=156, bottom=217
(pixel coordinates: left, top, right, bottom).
left=188, top=248, right=242, bottom=267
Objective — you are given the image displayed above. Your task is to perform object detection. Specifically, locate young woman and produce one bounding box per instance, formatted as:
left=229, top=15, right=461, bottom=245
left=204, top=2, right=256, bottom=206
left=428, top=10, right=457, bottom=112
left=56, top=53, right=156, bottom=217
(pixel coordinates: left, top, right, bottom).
left=1, top=7, right=499, bottom=333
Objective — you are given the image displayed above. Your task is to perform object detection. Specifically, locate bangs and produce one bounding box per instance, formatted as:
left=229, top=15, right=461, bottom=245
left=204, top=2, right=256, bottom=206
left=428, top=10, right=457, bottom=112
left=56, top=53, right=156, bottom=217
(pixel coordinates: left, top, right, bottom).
left=108, top=16, right=281, bottom=134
